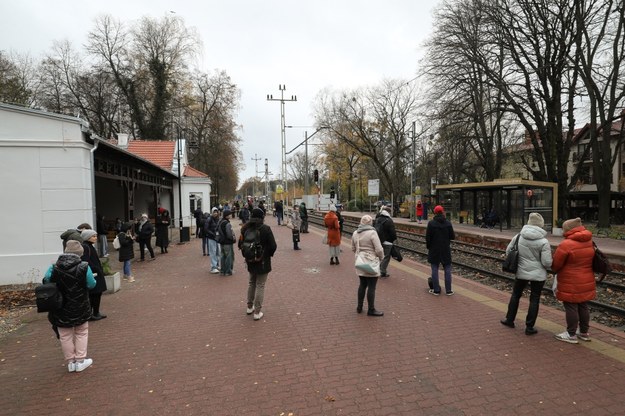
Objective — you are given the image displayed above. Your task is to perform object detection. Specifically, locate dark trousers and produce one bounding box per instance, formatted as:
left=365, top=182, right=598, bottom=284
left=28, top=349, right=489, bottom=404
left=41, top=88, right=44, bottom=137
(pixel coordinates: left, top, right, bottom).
left=89, top=292, right=102, bottom=316
left=139, top=238, right=155, bottom=260
left=358, top=276, right=379, bottom=310
left=564, top=301, right=590, bottom=335
left=505, top=279, right=545, bottom=328
left=300, top=218, right=308, bottom=233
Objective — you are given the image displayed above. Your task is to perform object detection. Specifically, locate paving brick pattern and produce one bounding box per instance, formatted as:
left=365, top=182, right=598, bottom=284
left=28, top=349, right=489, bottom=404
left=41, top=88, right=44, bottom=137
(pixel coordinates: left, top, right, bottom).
left=2, top=220, right=625, bottom=415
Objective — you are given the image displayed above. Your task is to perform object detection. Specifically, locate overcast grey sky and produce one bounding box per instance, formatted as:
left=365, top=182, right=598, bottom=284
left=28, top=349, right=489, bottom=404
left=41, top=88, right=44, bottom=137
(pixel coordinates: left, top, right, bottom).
left=0, top=0, right=441, bottom=189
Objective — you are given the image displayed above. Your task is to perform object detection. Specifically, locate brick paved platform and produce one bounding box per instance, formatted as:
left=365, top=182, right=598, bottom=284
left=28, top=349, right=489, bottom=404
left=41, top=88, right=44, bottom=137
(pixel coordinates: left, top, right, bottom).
left=2, top=220, right=625, bottom=415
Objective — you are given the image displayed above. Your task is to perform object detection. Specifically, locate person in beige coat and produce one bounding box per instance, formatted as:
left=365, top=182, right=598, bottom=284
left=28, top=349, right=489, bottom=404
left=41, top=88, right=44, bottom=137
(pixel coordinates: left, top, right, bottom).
left=351, top=215, right=385, bottom=316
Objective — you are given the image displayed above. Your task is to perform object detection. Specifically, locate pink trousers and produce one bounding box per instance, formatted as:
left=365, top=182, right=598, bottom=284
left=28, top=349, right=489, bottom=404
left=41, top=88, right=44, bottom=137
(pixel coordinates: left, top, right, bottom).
left=58, top=322, right=89, bottom=363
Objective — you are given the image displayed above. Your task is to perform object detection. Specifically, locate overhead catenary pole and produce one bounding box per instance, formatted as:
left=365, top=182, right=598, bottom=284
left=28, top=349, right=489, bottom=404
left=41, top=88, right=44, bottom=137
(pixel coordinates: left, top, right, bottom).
left=251, top=153, right=261, bottom=198
left=267, top=85, right=297, bottom=206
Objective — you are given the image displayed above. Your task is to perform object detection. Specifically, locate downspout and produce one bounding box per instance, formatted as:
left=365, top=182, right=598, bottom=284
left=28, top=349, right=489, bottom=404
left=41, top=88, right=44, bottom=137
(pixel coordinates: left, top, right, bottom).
left=90, top=137, right=99, bottom=229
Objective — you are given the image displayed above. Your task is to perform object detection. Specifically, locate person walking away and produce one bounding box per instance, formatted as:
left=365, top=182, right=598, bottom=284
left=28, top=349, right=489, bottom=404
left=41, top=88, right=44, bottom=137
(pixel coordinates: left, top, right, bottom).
left=500, top=213, right=553, bottom=335
left=117, top=222, right=136, bottom=282
left=289, top=204, right=302, bottom=250
left=217, top=209, right=236, bottom=275
left=96, top=214, right=109, bottom=257
left=206, top=208, right=221, bottom=273
left=551, top=217, right=596, bottom=344
left=80, top=229, right=108, bottom=321
left=239, top=203, right=250, bottom=224
left=324, top=204, right=342, bottom=265
left=199, top=212, right=210, bottom=256
left=426, top=205, right=455, bottom=295
left=155, top=208, right=170, bottom=253
left=374, top=205, right=397, bottom=277
left=136, top=213, right=155, bottom=261
left=43, top=240, right=96, bottom=372
left=416, top=200, right=424, bottom=224
left=238, top=208, right=277, bottom=321
left=299, top=202, right=309, bottom=233
left=352, top=215, right=385, bottom=316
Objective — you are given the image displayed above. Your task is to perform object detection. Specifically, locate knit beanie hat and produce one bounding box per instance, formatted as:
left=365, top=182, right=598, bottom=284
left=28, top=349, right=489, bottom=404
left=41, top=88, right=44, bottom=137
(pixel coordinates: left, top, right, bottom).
left=65, top=240, right=84, bottom=256
left=81, top=229, right=98, bottom=241
left=562, top=217, right=582, bottom=233
left=223, top=209, right=232, bottom=218
left=360, top=215, right=373, bottom=225
left=434, top=205, right=444, bottom=214
left=251, top=208, right=265, bottom=219
left=527, top=212, right=544, bottom=228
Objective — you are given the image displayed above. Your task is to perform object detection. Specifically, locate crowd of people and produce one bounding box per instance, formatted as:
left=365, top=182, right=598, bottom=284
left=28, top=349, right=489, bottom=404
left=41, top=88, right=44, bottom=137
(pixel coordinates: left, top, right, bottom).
left=46, top=200, right=600, bottom=373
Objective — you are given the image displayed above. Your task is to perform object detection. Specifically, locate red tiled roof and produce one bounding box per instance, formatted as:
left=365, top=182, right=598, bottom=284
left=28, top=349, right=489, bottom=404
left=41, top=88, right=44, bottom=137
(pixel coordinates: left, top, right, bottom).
left=127, top=140, right=176, bottom=170
left=184, top=165, right=209, bottom=178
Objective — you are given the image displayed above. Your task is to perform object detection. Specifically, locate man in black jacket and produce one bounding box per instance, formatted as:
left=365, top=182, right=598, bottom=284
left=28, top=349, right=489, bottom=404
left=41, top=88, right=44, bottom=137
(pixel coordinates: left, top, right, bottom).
left=425, top=205, right=456, bottom=295
left=136, top=214, right=155, bottom=261
left=238, top=208, right=277, bottom=321
left=374, top=206, right=397, bottom=278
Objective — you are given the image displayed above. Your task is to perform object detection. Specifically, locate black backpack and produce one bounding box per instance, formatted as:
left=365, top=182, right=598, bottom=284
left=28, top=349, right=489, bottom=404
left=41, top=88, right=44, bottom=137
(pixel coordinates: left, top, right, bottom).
left=241, top=226, right=264, bottom=263
left=374, top=217, right=387, bottom=242
left=35, top=281, right=63, bottom=313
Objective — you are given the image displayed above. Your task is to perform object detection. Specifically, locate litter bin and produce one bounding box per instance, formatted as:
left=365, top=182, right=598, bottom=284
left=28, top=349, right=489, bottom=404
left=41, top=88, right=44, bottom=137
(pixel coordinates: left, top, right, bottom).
left=180, top=226, right=190, bottom=242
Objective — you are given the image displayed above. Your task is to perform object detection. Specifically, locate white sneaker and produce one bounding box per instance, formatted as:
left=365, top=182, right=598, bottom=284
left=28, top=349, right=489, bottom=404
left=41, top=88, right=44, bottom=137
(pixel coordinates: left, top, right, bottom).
left=246, top=306, right=254, bottom=315
left=75, top=358, right=93, bottom=372
left=127, top=276, right=135, bottom=283
left=210, top=268, right=220, bottom=274
left=68, top=361, right=76, bottom=372
left=555, top=331, right=578, bottom=344
left=576, top=331, right=591, bottom=342
left=253, top=311, right=264, bottom=321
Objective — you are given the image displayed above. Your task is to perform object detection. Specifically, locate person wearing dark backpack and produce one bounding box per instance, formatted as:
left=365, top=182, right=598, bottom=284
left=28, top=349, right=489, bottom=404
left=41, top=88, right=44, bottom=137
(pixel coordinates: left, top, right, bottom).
left=238, top=208, right=277, bottom=321
left=217, top=209, right=236, bottom=276
left=374, top=205, right=397, bottom=277
left=43, top=240, right=96, bottom=372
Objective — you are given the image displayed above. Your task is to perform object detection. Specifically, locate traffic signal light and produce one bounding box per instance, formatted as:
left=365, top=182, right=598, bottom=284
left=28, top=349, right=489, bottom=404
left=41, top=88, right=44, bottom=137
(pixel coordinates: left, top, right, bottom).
left=313, top=169, right=319, bottom=182
left=330, top=186, right=335, bottom=199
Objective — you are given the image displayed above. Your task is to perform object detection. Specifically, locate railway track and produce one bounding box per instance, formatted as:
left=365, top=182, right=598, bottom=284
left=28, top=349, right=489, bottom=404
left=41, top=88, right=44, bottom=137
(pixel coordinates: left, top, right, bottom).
left=308, top=213, right=625, bottom=329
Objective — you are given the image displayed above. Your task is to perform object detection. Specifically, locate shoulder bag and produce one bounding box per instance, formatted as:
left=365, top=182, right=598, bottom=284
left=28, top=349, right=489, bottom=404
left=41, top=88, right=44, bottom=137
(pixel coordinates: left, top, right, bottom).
left=502, top=234, right=521, bottom=273
left=35, top=282, right=63, bottom=313
left=354, top=234, right=381, bottom=275
left=592, top=241, right=612, bottom=281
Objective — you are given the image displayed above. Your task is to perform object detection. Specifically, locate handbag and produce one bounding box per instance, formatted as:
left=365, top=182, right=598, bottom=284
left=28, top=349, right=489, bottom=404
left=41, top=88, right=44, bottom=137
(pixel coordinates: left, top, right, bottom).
left=502, top=234, right=521, bottom=273
left=292, top=229, right=300, bottom=243
left=354, top=234, right=381, bottom=275
left=113, top=235, right=121, bottom=249
left=35, top=282, right=63, bottom=313
left=322, top=235, right=328, bottom=245
left=390, top=245, right=403, bottom=262
left=592, top=241, right=612, bottom=279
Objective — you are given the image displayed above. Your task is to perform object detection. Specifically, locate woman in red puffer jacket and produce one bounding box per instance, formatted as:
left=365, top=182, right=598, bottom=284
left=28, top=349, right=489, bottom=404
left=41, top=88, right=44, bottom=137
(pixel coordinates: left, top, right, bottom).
left=551, top=217, right=596, bottom=344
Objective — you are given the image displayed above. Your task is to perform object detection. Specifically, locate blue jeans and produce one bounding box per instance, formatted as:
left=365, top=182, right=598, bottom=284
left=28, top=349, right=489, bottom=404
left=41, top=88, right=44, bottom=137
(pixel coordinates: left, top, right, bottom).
left=123, top=260, right=131, bottom=276
left=220, top=244, right=234, bottom=274
left=431, top=263, right=452, bottom=293
left=208, top=239, right=220, bottom=270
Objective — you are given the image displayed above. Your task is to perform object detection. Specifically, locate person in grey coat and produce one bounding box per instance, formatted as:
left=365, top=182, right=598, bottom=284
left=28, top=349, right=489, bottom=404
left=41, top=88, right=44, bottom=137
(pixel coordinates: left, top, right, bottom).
left=500, top=212, right=553, bottom=335
left=352, top=215, right=385, bottom=316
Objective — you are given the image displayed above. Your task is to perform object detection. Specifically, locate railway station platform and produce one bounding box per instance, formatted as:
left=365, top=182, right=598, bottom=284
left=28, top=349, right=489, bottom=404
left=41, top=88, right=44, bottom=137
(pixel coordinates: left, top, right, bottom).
left=2, top=219, right=625, bottom=415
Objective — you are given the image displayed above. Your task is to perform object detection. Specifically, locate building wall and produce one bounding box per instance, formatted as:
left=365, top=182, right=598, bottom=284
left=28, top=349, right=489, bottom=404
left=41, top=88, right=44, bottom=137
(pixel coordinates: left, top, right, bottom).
left=0, top=106, right=91, bottom=285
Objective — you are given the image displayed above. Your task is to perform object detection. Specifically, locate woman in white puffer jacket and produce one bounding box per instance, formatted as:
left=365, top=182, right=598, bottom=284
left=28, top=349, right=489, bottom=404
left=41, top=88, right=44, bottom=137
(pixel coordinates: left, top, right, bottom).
left=500, top=212, right=553, bottom=335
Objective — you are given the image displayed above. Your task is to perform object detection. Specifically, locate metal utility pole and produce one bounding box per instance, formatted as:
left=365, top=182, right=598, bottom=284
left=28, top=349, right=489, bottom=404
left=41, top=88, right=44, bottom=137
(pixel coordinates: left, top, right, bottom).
left=410, top=121, right=416, bottom=222
left=264, top=158, right=270, bottom=200
left=251, top=154, right=261, bottom=198
left=266, top=85, right=297, bottom=200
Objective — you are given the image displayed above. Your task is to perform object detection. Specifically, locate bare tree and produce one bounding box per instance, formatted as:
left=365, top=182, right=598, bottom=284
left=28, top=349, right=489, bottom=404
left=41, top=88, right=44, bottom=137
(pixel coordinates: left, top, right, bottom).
left=0, top=51, right=36, bottom=105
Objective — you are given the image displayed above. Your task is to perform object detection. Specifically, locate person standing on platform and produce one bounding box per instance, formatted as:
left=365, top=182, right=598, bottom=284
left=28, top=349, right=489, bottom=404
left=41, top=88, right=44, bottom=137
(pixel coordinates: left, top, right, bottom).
left=416, top=200, right=424, bottom=224
left=426, top=205, right=455, bottom=295
left=206, top=208, right=221, bottom=273
left=374, top=205, right=397, bottom=277
left=80, top=229, right=108, bottom=321
left=239, top=203, right=250, bottom=224
left=551, top=217, right=596, bottom=344
left=155, top=208, right=170, bottom=254
left=136, top=214, right=155, bottom=261
left=96, top=214, right=108, bottom=258
left=274, top=200, right=284, bottom=226
left=289, top=204, right=301, bottom=250
left=336, top=204, right=344, bottom=237
left=325, top=204, right=342, bottom=265
left=117, top=222, right=135, bottom=282
left=500, top=213, right=553, bottom=335
left=199, top=212, right=210, bottom=256
left=194, top=206, right=203, bottom=238
left=43, top=240, right=96, bottom=372
left=352, top=215, right=385, bottom=316
left=299, top=202, right=309, bottom=233
left=258, top=200, right=266, bottom=216
left=217, top=209, right=236, bottom=276
left=239, top=208, right=277, bottom=321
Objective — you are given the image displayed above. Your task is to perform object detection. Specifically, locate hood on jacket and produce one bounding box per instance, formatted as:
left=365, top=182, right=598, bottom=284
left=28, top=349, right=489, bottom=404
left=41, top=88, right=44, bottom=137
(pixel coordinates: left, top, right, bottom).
left=564, top=226, right=592, bottom=242
left=520, top=224, right=547, bottom=240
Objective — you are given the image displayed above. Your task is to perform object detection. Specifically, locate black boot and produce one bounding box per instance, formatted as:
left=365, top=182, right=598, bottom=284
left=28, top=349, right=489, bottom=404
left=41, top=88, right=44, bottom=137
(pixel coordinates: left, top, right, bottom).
left=330, top=258, right=336, bottom=265
left=335, top=257, right=340, bottom=265
left=367, top=309, right=384, bottom=316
